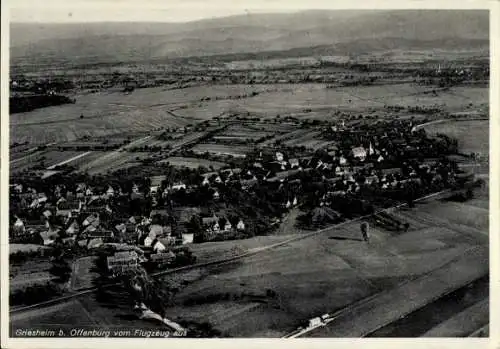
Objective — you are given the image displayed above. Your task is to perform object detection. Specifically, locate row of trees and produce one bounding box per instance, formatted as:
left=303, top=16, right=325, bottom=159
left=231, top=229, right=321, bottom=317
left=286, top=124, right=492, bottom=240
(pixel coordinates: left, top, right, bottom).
left=10, top=282, right=63, bottom=306
left=10, top=94, right=76, bottom=114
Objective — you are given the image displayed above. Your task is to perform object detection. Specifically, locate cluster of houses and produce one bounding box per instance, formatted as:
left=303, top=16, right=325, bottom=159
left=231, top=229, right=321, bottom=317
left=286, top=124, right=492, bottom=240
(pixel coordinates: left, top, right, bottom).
left=10, top=182, right=172, bottom=249
left=10, top=118, right=467, bottom=251
left=9, top=173, right=252, bottom=251
left=201, top=215, right=246, bottom=236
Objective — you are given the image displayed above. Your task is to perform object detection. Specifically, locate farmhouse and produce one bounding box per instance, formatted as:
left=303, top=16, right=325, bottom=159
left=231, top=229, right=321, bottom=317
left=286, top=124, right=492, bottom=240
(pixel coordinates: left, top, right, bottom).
left=106, top=186, right=115, bottom=197
left=352, top=147, right=367, bottom=161
left=56, top=199, right=82, bottom=217
left=66, top=221, right=80, bottom=235
left=170, top=182, right=187, bottom=191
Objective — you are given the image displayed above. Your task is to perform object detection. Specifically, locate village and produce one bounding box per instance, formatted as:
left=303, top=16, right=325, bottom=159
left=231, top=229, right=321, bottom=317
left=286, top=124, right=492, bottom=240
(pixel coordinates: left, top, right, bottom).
left=9, top=112, right=483, bottom=310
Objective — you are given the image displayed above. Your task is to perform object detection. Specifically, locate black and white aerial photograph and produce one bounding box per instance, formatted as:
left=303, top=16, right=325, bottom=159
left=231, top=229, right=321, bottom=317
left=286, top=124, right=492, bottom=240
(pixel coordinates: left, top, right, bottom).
left=3, top=0, right=493, bottom=343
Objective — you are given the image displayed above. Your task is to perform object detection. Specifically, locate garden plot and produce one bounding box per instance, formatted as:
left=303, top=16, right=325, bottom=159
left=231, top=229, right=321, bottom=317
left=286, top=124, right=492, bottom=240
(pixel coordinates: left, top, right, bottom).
left=161, top=157, right=227, bottom=170
left=423, top=120, right=489, bottom=155
left=10, top=150, right=86, bottom=173
left=79, top=151, right=152, bottom=175
left=191, top=144, right=251, bottom=158
left=282, top=131, right=323, bottom=148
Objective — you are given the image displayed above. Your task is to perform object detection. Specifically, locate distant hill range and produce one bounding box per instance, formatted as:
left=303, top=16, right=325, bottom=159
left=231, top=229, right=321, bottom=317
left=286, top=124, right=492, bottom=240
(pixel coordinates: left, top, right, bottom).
left=10, top=10, right=489, bottom=67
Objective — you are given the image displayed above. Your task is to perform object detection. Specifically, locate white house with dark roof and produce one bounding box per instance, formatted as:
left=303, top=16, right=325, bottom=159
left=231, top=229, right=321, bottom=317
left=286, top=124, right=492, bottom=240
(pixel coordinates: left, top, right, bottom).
left=352, top=147, right=367, bottom=161
left=132, top=183, right=140, bottom=193
left=170, top=182, right=186, bottom=191
left=276, top=152, right=284, bottom=162
left=30, top=194, right=48, bottom=209
left=106, top=186, right=115, bottom=197
left=289, top=158, right=300, bottom=168
left=153, top=240, right=166, bottom=252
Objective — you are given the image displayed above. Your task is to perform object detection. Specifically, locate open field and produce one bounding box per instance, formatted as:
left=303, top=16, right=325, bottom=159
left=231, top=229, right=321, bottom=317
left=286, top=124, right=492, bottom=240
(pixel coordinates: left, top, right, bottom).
left=214, top=125, right=275, bottom=142
left=191, top=143, right=251, bottom=158
left=173, top=84, right=488, bottom=120
left=10, top=83, right=488, bottom=146
left=188, top=235, right=299, bottom=264
left=244, top=122, right=299, bottom=133
left=145, top=189, right=488, bottom=337
left=9, top=85, right=276, bottom=145
left=424, top=119, right=489, bottom=155
left=258, top=129, right=312, bottom=147
left=80, top=151, right=152, bottom=175
left=10, top=272, right=56, bottom=292
left=71, top=256, right=99, bottom=291
left=10, top=244, right=51, bottom=254
left=161, top=157, right=227, bottom=170
left=282, top=130, right=333, bottom=150
left=10, top=258, right=54, bottom=292
left=10, top=150, right=88, bottom=173
left=8, top=186, right=489, bottom=337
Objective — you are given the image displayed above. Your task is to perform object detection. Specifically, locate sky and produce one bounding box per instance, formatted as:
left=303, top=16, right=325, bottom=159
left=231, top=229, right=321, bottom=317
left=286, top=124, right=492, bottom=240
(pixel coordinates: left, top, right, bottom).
left=9, top=0, right=325, bottom=23
left=9, top=0, right=485, bottom=23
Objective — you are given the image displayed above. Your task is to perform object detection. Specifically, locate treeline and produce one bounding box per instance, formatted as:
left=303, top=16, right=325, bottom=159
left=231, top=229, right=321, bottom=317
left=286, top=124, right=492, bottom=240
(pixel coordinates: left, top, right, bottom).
left=10, top=282, right=63, bottom=306
left=10, top=94, right=75, bottom=114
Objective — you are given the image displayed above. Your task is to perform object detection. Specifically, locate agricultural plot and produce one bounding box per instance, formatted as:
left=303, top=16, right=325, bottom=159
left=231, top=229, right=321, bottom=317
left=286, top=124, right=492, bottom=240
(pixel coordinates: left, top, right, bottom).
left=215, top=125, right=275, bottom=142
left=424, top=120, right=489, bottom=155
left=414, top=201, right=489, bottom=233
left=9, top=87, right=206, bottom=145
left=191, top=144, right=252, bottom=158
left=10, top=258, right=54, bottom=292
left=170, top=132, right=208, bottom=150
left=71, top=256, right=99, bottom=291
left=10, top=297, right=170, bottom=336
left=244, top=122, right=299, bottom=133
left=79, top=151, right=152, bottom=175
left=10, top=272, right=56, bottom=292
left=10, top=150, right=86, bottom=173
left=282, top=130, right=323, bottom=148
left=258, top=129, right=313, bottom=147
left=189, top=235, right=297, bottom=264
left=10, top=144, right=39, bottom=160
left=139, top=138, right=174, bottom=148
left=12, top=83, right=483, bottom=145
left=10, top=244, right=51, bottom=254
left=170, top=83, right=488, bottom=123
left=161, top=157, right=227, bottom=170
left=394, top=86, right=488, bottom=113
left=158, top=197, right=487, bottom=337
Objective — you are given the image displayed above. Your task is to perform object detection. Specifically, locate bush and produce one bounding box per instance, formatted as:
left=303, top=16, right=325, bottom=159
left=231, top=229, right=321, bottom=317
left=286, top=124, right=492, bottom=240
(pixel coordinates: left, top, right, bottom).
left=10, top=282, right=63, bottom=306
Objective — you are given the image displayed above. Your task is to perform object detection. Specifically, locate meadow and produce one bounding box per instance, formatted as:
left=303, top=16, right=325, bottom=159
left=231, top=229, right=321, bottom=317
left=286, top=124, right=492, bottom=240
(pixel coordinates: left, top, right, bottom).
left=158, top=196, right=486, bottom=337
left=161, top=157, right=227, bottom=170
left=10, top=82, right=488, bottom=146
left=191, top=144, right=252, bottom=158
left=424, top=119, right=489, bottom=155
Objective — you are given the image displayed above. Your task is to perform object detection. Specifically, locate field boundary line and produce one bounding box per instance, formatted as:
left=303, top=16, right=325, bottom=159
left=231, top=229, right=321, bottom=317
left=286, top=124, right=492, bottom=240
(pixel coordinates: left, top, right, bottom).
left=284, top=244, right=487, bottom=338
left=47, top=151, right=92, bottom=170
left=359, top=270, right=487, bottom=338
left=468, top=324, right=489, bottom=337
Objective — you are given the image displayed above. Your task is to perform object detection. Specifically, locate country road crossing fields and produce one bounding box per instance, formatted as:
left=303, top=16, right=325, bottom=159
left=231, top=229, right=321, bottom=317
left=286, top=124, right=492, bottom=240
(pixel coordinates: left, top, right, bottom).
left=157, top=195, right=488, bottom=337
left=10, top=193, right=489, bottom=338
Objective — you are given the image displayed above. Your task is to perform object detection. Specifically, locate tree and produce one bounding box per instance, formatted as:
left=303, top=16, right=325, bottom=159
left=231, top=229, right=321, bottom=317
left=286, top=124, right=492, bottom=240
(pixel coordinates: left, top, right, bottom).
left=49, top=244, right=71, bottom=284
